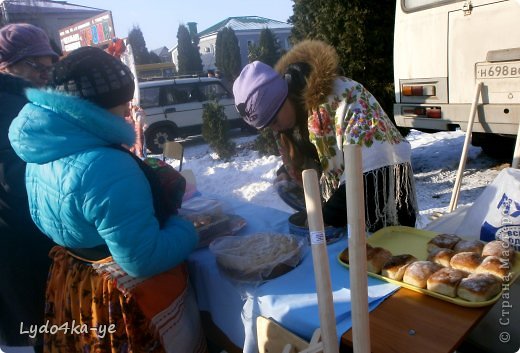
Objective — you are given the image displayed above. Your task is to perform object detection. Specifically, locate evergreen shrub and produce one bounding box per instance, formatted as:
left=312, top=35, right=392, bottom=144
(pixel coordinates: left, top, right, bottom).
left=202, top=101, right=236, bottom=160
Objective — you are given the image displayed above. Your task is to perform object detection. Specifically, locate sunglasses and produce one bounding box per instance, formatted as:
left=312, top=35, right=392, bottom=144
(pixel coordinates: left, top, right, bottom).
left=24, top=59, right=53, bottom=75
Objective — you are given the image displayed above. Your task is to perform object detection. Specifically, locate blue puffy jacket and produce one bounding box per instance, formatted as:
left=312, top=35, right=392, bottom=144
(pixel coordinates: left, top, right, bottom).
left=8, top=88, right=198, bottom=277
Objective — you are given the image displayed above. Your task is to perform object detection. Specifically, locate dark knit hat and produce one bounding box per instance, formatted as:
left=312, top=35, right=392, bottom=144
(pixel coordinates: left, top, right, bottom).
left=50, top=46, right=135, bottom=109
left=0, top=23, right=58, bottom=69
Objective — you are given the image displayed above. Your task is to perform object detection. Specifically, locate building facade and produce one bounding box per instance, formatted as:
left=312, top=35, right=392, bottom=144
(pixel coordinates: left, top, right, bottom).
left=150, top=46, right=172, bottom=63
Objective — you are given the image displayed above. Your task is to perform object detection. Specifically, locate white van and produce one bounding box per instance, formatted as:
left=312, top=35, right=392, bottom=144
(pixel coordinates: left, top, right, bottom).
left=393, top=0, right=520, bottom=156
left=139, top=77, right=243, bottom=154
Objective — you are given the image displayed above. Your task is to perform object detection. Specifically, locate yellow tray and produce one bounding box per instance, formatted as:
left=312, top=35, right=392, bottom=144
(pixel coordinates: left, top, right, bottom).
left=337, top=226, right=520, bottom=307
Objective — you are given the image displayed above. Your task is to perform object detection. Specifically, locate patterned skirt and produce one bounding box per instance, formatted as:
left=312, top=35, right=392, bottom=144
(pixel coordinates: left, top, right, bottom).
left=44, top=246, right=207, bottom=353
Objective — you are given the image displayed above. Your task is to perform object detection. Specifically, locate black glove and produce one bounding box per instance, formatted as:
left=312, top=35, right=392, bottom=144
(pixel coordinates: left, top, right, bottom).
left=322, top=183, right=348, bottom=227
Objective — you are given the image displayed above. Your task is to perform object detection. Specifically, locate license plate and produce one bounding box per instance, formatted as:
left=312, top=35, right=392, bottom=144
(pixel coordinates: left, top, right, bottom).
left=476, top=61, right=520, bottom=79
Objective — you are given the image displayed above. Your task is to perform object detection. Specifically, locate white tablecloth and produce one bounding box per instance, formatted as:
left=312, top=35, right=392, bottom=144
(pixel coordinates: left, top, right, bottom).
left=187, top=196, right=399, bottom=353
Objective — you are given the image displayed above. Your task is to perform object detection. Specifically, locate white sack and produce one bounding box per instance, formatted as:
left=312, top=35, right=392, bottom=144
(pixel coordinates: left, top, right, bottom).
left=426, top=168, right=520, bottom=251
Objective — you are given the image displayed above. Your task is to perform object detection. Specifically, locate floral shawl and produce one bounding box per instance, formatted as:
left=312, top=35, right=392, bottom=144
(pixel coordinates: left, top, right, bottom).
left=307, top=76, right=411, bottom=199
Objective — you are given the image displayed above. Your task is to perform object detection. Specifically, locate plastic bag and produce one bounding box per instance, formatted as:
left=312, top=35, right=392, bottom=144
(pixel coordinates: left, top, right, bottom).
left=179, top=197, right=245, bottom=248
left=179, top=197, right=225, bottom=216
left=426, top=168, right=520, bottom=251
left=209, top=233, right=306, bottom=283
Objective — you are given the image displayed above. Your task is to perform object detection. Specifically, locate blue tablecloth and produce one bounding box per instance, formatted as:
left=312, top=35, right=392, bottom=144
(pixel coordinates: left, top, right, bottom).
left=187, top=196, right=399, bottom=353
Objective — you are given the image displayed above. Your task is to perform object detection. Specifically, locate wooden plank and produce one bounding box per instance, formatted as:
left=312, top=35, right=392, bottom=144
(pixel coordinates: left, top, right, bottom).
left=341, top=288, right=490, bottom=353
left=302, top=169, right=339, bottom=353
left=344, top=145, right=371, bottom=353
left=257, top=316, right=309, bottom=353
left=448, top=82, right=482, bottom=212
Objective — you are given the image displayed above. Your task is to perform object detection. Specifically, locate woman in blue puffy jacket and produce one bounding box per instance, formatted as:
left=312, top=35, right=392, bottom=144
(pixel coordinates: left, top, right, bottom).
left=9, top=46, right=207, bottom=353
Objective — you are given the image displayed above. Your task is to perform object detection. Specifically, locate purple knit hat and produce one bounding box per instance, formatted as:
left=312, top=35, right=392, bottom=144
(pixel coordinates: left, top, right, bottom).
left=233, top=61, right=288, bottom=129
left=0, top=23, right=58, bottom=69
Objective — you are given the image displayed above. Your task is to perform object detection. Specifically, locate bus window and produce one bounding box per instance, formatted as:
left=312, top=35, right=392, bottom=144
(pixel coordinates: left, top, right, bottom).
left=163, top=68, right=175, bottom=78
left=403, top=0, right=459, bottom=11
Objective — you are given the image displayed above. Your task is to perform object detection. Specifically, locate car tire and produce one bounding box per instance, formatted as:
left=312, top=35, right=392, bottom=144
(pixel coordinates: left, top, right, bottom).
left=471, top=132, right=515, bottom=160
left=145, top=125, right=177, bottom=154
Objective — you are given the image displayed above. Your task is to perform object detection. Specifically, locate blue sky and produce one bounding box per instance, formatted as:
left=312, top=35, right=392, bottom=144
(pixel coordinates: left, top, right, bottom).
left=71, top=0, right=294, bottom=50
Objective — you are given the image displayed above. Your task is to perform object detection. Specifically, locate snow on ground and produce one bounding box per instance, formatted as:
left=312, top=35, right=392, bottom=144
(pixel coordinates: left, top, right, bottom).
left=180, top=133, right=292, bottom=213
left=407, top=130, right=508, bottom=226
left=179, top=129, right=509, bottom=229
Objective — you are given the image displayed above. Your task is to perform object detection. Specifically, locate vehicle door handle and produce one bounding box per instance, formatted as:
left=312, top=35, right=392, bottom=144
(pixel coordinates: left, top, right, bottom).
left=164, top=107, right=176, bottom=114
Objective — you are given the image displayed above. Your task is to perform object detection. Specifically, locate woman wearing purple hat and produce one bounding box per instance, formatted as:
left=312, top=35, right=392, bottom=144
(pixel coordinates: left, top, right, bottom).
left=0, top=23, right=58, bottom=87
left=0, top=23, right=58, bottom=352
left=233, top=40, right=418, bottom=232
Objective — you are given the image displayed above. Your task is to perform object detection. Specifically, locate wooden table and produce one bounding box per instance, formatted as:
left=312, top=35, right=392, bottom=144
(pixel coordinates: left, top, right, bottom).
left=341, top=287, right=491, bottom=353
left=203, top=286, right=490, bottom=353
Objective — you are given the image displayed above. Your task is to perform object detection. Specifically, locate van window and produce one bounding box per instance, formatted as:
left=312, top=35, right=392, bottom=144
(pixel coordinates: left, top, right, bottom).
left=140, top=86, right=160, bottom=108
left=201, top=83, right=231, bottom=100
left=140, top=80, right=233, bottom=108
left=172, top=86, right=191, bottom=104
left=161, top=86, right=178, bottom=105
left=189, top=86, right=205, bottom=102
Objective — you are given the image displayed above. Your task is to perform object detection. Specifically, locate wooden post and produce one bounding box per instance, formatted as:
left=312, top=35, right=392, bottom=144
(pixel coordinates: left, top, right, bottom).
left=302, top=169, right=339, bottom=353
left=343, top=145, right=371, bottom=353
left=448, top=82, right=483, bottom=212
left=512, top=121, right=520, bottom=169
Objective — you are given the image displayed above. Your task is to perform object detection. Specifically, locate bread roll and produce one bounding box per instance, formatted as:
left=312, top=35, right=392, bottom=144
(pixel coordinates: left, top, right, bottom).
left=366, top=247, right=393, bottom=274
left=427, top=247, right=455, bottom=267
left=453, top=239, right=484, bottom=255
left=381, top=254, right=417, bottom=280
left=482, top=240, right=516, bottom=264
left=427, top=267, right=468, bottom=297
left=427, top=233, right=461, bottom=252
left=339, top=244, right=372, bottom=264
left=457, top=273, right=502, bottom=302
left=475, top=256, right=510, bottom=280
left=450, top=252, right=482, bottom=273
left=339, top=248, right=349, bottom=264
left=403, top=261, right=443, bottom=288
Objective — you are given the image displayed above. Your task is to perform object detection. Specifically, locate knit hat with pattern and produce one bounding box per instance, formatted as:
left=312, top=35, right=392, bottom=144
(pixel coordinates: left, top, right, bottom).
left=50, top=46, right=135, bottom=109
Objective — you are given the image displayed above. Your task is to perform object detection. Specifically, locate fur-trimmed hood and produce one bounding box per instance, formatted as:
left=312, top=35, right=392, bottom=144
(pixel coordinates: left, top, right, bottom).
left=275, top=40, right=339, bottom=109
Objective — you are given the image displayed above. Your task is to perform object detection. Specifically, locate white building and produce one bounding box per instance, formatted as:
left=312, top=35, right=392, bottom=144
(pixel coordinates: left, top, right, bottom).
left=150, top=46, right=171, bottom=63
left=170, top=16, right=292, bottom=73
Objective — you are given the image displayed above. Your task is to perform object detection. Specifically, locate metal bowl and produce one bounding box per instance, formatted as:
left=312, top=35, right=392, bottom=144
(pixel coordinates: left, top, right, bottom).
left=288, top=211, right=346, bottom=244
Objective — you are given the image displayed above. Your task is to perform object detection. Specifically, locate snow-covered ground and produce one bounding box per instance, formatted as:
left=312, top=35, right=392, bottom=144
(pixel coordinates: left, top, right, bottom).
left=1, top=129, right=511, bottom=353
left=180, top=129, right=509, bottom=228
